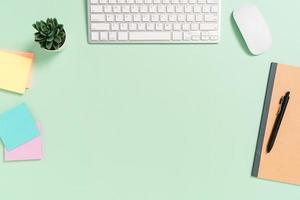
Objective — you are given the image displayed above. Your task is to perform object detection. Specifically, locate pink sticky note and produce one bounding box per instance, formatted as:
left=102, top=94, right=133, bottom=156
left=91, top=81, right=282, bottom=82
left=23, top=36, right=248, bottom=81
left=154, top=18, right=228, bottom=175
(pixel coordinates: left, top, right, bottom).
left=4, top=122, right=43, bottom=161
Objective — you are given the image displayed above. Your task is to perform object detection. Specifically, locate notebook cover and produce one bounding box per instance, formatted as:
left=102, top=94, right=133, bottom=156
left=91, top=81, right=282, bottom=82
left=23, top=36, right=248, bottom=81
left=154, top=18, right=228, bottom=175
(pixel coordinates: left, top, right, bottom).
left=252, top=62, right=278, bottom=177
left=252, top=62, right=300, bottom=185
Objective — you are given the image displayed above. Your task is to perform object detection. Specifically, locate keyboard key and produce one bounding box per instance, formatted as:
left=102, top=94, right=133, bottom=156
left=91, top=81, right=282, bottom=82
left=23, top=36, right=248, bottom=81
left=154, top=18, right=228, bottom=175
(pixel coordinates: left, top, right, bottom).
left=134, top=14, right=142, bottom=21
left=91, top=23, right=110, bottom=30
left=91, top=14, right=105, bottom=22
left=122, top=5, right=130, bottom=12
left=175, top=5, right=184, bottom=13
left=195, top=14, right=203, bottom=21
left=204, top=14, right=218, bottom=22
left=149, top=5, right=157, bottom=13
left=109, top=32, right=117, bottom=40
left=191, top=35, right=201, bottom=40
left=164, top=23, right=172, bottom=30
left=184, top=5, right=192, bottom=13
left=169, top=14, right=176, bottom=22
left=211, top=5, right=218, bottom=13
left=140, top=5, right=148, bottom=12
left=158, top=5, right=166, bottom=13
left=124, top=14, right=132, bottom=21
left=173, top=23, right=181, bottom=30
left=142, top=14, right=150, bottom=21
left=91, top=5, right=102, bottom=12
left=147, top=23, right=155, bottom=30
left=190, top=31, right=201, bottom=36
left=129, top=23, right=137, bottom=30
left=131, top=5, right=139, bottom=12
left=187, top=14, right=194, bottom=22
left=178, top=14, right=185, bottom=22
left=167, top=5, right=175, bottom=13
left=116, top=14, right=124, bottom=21
left=151, top=14, right=159, bottom=21
left=100, top=32, right=108, bottom=40
left=129, top=32, right=171, bottom=40
left=207, top=0, right=218, bottom=3
left=111, top=23, right=120, bottom=30
left=202, top=5, right=210, bottom=12
left=200, top=23, right=217, bottom=30
left=138, top=23, right=146, bottom=30
left=120, top=23, right=128, bottom=30
left=209, top=31, right=218, bottom=36
left=182, top=23, right=190, bottom=30
left=183, top=32, right=191, bottom=40
left=118, top=32, right=129, bottom=40
left=91, top=32, right=99, bottom=40
left=160, top=14, right=168, bottom=22
left=194, top=5, right=202, bottom=13
left=155, top=23, right=163, bottom=30
left=172, top=32, right=182, bottom=40
left=201, top=35, right=209, bottom=40
left=210, top=35, right=218, bottom=41
left=113, top=5, right=121, bottom=12
left=104, top=5, right=112, bottom=12
left=191, top=23, right=199, bottom=30
left=91, top=0, right=98, bottom=4
left=107, top=14, right=114, bottom=21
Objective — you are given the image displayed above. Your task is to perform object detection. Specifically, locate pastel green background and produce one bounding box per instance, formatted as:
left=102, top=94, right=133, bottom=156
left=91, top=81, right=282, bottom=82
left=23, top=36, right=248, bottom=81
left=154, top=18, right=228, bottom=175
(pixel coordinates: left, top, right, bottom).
left=0, top=0, right=299, bottom=199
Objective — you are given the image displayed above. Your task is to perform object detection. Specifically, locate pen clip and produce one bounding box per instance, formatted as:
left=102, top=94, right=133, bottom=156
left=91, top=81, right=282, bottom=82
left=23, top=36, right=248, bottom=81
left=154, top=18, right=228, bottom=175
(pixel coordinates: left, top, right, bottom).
left=277, top=97, right=284, bottom=115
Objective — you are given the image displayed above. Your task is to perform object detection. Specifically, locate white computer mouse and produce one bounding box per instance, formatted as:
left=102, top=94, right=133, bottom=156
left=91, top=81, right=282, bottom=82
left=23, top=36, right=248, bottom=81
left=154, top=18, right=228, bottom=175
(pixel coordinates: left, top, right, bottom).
left=233, top=4, right=272, bottom=55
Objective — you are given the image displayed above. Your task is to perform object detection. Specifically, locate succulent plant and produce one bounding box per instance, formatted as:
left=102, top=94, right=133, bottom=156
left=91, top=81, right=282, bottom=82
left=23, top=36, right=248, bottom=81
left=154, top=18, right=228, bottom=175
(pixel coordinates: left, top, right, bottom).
left=33, top=18, right=66, bottom=50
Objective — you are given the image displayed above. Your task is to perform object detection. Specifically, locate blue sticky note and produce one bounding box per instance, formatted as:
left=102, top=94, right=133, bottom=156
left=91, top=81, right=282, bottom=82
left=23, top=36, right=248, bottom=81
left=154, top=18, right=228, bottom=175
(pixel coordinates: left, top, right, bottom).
left=0, top=103, right=39, bottom=151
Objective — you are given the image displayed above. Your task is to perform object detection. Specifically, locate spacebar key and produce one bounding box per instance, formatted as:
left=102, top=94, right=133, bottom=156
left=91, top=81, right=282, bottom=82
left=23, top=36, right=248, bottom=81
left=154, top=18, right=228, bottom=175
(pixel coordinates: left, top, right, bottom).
left=129, top=32, right=171, bottom=41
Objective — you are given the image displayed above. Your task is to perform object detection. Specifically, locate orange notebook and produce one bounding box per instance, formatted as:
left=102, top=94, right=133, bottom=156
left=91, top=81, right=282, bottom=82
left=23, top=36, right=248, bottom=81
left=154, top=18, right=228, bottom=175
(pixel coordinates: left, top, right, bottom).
left=252, top=63, right=300, bottom=185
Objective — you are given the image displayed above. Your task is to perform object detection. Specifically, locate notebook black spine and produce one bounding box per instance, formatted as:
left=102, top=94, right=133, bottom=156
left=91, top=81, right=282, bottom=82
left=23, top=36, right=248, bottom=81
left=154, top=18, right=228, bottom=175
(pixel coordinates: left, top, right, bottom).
left=252, top=62, right=278, bottom=177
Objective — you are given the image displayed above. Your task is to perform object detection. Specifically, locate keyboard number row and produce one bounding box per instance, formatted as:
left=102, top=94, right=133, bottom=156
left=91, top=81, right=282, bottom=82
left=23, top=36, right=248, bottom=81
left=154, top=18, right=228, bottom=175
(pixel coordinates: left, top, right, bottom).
left=91, top=0, right=218, bottom=5
left=91, top=5, right=218, bottom=13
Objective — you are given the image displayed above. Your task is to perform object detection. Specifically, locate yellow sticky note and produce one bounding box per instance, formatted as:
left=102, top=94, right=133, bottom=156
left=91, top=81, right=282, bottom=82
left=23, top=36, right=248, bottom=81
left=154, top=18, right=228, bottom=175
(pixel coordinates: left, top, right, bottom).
left=0, top=51, right=33, bottom=94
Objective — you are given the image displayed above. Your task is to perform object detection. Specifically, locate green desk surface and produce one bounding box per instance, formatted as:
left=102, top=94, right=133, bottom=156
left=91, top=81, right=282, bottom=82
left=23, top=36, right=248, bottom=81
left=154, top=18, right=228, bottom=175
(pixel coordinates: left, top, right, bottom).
left=1, top=0, right=300, bottom=199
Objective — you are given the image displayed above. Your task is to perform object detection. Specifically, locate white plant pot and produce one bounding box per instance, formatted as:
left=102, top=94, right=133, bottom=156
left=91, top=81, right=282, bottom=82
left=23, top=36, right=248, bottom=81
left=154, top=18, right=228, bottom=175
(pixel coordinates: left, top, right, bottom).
left=42, top=32, right=67, bottom=53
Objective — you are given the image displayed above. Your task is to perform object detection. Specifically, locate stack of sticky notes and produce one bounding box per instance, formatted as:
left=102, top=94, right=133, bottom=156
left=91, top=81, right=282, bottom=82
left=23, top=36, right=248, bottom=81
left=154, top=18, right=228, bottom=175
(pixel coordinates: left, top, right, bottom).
left=0, top=103, right=43, bottom=161
left=0, top=50, right=34, bottom=94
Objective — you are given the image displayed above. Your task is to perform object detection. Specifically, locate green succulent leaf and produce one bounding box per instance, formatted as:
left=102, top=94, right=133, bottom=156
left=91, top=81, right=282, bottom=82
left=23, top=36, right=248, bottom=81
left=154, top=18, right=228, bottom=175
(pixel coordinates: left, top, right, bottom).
left=34, top=33, right=45, bottom=42
left=53, top=42, right=60, bottom=50
left=46, top=40, right=53, bottom=50
left=54, top=36, right=62, bottom=44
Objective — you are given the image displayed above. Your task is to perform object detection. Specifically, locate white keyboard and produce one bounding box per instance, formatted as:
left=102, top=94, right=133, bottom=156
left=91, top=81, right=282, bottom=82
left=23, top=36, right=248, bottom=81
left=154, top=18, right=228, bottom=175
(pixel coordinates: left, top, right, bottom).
left=87, top=0, right=220, bottom=43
